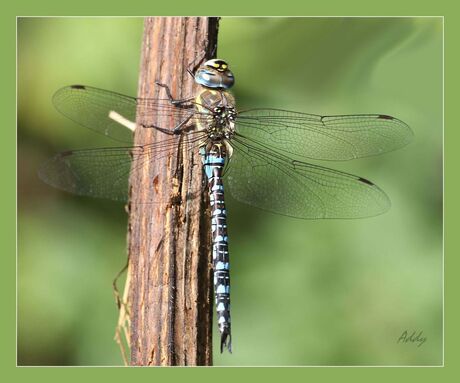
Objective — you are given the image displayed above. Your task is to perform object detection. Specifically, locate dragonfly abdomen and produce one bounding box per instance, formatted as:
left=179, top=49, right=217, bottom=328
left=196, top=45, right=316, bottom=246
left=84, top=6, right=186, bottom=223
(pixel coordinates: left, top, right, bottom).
left=202, top=143, right=232, bottom=353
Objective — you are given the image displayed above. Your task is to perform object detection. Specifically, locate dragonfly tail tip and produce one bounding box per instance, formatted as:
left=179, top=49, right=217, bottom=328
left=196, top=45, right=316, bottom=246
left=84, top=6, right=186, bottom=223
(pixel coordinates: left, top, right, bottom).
left=220, top=331, right=232, bottom=353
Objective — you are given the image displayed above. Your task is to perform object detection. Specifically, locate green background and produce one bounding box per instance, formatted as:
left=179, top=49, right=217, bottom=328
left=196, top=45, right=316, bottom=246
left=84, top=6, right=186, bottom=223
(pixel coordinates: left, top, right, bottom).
left=17, top=16, right=442, bottom=366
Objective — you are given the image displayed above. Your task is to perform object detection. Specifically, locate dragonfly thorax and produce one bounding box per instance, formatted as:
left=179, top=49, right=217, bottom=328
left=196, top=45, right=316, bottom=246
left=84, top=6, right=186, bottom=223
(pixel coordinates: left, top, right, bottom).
left=207, top=105, right=236, bottom=141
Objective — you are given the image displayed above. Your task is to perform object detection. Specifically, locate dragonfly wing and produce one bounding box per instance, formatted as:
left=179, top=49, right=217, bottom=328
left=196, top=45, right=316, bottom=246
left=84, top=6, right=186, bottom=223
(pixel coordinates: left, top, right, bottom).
left=236, top=108, right=413, bottom=161
left=226, top=135, right=390, bottom=219
left=53, top=85, right=203, bottom=143
left=39, top=146, right=135, bottom=201
left=38, top=131, right=209, bottom=202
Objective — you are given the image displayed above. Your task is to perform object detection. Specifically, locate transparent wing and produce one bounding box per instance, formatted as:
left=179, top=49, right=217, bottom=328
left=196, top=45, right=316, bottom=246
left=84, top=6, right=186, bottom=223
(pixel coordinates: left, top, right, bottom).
left=39, top=147, right=134, bottom=201
left=226, top=135, right=390, bottom=219
left=53, top=85, right=207, bottom=143
left=236, top=108, right=413, bottom=161
left=39, top=133, right=207, bottom=202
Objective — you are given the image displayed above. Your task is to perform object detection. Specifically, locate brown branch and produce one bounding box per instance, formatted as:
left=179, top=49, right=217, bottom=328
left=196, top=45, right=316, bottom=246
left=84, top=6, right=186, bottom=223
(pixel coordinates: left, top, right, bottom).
left=125, top=17, right=218, bottom=366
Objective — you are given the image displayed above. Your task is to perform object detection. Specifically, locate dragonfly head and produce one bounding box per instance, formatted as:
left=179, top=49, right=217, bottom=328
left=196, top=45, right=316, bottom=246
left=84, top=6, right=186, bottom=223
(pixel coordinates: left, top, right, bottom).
left=194, top=59, right=234, bottom=90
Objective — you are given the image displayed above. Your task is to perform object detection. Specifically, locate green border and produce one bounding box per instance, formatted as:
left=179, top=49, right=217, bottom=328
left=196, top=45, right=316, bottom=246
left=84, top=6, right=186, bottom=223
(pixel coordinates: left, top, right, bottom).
left=4, top=0, right=456, bottom=380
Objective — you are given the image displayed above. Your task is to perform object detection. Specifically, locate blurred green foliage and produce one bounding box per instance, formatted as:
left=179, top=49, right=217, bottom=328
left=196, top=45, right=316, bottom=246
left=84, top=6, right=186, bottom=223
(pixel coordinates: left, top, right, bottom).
left=18, top=17, right=442, bottom=366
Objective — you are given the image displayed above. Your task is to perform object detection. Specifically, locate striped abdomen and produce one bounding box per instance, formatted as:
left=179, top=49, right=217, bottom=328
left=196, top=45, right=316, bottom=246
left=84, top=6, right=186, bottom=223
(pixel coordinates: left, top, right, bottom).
left=202, top=143, right=231, bottom=353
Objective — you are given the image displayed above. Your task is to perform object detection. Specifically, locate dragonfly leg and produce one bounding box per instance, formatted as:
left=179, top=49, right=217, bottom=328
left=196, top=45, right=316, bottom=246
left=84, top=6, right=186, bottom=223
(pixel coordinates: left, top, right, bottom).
left=155, top=82, right=195, bottom=108
left=141, top=113, right=194, bottom=135
left=172, top=114, right=194, bottom=134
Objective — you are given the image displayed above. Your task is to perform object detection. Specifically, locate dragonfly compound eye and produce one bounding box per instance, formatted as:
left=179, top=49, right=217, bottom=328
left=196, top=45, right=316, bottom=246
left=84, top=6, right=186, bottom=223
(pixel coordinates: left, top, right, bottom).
left=195, top=59, right=235, bottom=90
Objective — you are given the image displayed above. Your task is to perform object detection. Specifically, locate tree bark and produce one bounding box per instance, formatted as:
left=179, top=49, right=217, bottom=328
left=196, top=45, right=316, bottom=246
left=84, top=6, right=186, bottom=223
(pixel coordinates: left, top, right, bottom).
left=126, top=17, right=218, bottom=366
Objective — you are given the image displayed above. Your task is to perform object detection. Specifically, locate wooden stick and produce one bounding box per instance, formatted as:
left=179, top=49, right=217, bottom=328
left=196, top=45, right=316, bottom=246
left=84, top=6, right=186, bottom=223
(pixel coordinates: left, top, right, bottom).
left=126, top=17, right=218, bottom=366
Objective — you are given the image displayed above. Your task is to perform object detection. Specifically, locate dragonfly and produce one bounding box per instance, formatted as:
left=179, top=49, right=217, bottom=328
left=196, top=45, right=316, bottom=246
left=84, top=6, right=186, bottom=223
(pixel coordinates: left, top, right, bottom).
left=39, top=58, right=413, bottom=353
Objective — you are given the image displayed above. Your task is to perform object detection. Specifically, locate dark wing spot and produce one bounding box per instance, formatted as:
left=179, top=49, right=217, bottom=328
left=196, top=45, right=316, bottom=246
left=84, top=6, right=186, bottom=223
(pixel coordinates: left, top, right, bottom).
left=70, top=85, right=86, bottom=90
left=378, top=114, right=394, bottom=120
left=358, top=177, right=374, bottom=186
